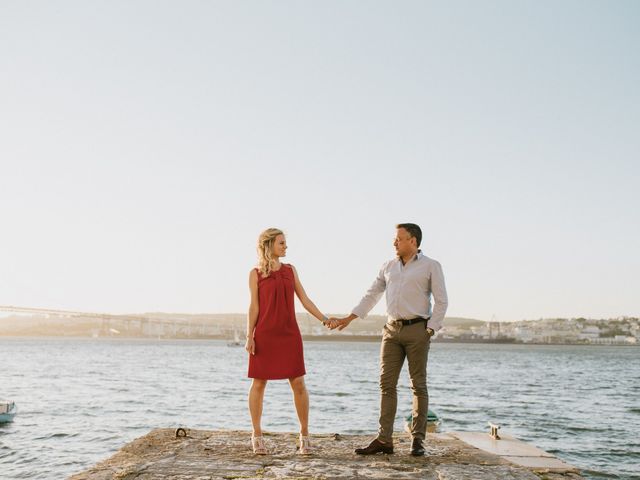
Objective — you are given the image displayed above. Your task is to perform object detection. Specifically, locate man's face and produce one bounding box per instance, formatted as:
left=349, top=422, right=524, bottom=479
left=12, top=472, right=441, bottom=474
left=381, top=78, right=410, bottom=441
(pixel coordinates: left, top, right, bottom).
left=393, top=228, right=415, bottom=257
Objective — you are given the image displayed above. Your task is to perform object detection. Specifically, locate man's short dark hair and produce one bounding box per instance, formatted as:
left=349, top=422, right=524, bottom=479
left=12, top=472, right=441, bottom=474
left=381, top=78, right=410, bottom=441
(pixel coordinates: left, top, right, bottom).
left=396, top=223, right=422, bottom=247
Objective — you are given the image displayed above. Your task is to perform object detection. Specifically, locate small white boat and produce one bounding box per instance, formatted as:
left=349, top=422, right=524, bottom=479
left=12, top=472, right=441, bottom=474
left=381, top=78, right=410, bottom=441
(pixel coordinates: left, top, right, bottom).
left=227, top=330, right=242, bottom=347
left=0, top=400, right=17, bottom=423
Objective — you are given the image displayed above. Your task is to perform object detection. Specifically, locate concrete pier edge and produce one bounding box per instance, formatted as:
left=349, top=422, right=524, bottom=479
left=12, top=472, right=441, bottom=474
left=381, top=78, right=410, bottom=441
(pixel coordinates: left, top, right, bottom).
left=69, top=428, right=584, bottom=480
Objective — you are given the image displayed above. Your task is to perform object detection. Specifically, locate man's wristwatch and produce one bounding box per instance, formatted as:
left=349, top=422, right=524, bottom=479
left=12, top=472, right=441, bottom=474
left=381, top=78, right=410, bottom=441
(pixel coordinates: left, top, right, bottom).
left=426, top=327, right=435, bottom=337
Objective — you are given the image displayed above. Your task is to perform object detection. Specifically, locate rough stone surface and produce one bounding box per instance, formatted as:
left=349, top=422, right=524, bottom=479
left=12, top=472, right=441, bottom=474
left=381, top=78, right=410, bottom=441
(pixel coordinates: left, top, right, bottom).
left=69, top=429, right=584, bottom=480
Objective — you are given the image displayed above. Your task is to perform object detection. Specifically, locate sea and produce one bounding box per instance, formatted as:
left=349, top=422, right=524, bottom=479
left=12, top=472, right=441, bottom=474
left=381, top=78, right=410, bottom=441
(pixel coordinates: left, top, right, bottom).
left=0, top=338, right=638, bottom=479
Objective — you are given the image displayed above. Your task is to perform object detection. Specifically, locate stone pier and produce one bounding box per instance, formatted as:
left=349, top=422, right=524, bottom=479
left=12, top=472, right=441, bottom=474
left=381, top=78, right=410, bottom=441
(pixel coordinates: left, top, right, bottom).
left=69, top=429, right=583, bottom=480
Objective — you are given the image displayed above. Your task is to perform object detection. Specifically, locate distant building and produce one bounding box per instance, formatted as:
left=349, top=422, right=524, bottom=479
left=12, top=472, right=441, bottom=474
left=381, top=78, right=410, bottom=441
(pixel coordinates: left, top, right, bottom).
left=439, top=326, right=467, bottom=339
left=578, top=326, right=601, bottom=342
left=591, top=336, right=637, bottom=345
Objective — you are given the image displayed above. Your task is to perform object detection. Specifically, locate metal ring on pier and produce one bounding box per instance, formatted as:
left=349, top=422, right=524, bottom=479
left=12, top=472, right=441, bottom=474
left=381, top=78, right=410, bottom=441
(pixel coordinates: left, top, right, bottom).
left=175, top=428, right=188, bottom=438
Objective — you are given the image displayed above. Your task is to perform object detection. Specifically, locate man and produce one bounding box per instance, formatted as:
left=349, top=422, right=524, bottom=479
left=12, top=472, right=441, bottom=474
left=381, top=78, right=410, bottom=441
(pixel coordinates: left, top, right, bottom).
left=329, top=223, right=448, bottom=456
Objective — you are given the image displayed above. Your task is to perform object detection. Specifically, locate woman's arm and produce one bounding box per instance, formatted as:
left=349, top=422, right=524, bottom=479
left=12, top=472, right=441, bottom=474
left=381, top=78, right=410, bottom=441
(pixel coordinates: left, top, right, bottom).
left=290, top=265, right=327, bottom=325
left=246, top=269, right=259, bottom=354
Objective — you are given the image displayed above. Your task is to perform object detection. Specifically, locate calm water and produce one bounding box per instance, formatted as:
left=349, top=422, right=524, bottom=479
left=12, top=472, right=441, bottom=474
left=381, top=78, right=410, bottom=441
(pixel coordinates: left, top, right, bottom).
left=0, top=338, right=638, bottom=480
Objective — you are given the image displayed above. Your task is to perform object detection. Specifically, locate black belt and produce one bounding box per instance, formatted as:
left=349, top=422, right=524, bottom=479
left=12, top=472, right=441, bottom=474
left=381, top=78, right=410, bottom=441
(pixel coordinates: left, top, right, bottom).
left=393, top=317, right=428, bottom=326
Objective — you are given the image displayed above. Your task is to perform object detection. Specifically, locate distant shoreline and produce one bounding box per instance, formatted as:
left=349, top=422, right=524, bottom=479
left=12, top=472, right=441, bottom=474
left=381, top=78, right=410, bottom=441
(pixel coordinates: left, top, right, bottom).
left=0, top=334, right=637, bottom=347
left=2, top=311, right=637, bottom=347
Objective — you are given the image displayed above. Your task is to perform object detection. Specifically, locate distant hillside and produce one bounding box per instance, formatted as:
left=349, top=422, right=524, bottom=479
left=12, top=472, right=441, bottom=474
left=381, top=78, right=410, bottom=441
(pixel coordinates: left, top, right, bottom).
left=0, top=312, right=485, bottom=338
left=444, top=317, right=485, bottom=327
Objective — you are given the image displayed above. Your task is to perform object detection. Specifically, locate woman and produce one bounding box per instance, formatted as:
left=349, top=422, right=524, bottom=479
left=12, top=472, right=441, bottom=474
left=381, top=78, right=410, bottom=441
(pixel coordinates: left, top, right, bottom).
left=246, top=228, right=328, bottom=455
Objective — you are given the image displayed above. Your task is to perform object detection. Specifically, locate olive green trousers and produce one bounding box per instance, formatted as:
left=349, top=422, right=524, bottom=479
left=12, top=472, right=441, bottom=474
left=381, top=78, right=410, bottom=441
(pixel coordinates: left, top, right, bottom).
left=376, top=320, right=431, bottom=444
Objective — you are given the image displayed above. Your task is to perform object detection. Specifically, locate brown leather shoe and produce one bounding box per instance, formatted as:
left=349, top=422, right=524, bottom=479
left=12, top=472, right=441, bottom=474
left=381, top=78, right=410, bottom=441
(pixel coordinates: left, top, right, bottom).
left=410, top=437, right=425, bottom=456
left=354, top=438, right=394, bottom=455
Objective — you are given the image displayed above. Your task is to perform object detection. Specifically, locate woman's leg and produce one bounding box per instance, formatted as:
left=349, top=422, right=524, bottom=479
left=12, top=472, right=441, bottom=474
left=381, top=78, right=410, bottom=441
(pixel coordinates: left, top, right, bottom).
left=249, top=379, right=268, bottom=436
left=288, top=376, right=309, bottom=436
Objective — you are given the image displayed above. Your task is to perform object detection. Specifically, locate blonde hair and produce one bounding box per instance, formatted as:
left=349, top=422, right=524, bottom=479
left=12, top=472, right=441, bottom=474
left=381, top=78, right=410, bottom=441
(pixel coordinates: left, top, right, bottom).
left=257, top=228, right=284, bottom=277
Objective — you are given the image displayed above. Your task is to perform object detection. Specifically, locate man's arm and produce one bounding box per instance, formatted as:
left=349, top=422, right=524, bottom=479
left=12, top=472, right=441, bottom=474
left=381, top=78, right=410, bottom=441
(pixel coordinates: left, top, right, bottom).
left=427, top=261, right=448, bottom=332
left=330, top=266, right=387, bottom=330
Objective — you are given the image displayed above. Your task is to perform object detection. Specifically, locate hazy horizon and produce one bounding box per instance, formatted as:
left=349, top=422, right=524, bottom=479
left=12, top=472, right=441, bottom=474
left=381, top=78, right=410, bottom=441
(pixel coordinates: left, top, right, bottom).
left=0, top=306, right=634, bottom=324
left=2, top=1, right=638, bottom=321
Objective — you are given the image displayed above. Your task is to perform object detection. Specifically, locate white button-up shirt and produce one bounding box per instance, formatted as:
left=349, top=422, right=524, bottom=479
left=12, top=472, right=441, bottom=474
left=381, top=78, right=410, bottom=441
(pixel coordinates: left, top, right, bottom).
left=351, top=251, right=448, bottom=331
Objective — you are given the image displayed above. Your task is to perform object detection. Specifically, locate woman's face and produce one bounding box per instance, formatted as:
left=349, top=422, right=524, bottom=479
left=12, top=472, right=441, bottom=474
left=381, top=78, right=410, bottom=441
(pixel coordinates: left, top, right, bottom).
left=272, top=234, right=287, bottom=258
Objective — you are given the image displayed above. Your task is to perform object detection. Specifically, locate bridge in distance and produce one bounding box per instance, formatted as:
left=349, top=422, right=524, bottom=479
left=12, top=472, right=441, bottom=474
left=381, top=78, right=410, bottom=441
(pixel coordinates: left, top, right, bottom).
left=0, top=305, right=237, bottom=338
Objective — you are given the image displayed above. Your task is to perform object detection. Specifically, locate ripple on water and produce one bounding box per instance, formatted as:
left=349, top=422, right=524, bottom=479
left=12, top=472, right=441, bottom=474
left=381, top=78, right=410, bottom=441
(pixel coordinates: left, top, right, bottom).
left=580, top=468, right=622, bottom=479
left=34, top=432, right=80, bottom=440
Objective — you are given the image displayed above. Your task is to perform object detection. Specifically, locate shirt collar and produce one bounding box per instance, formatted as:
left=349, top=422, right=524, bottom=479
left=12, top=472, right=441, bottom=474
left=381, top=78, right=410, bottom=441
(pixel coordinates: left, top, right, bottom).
left=398, top=249, right=422, bottom=265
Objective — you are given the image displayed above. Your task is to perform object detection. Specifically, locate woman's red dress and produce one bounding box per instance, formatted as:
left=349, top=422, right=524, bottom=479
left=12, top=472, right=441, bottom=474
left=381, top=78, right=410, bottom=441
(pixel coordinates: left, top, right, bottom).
left=248, top=264, right=306, bottom=380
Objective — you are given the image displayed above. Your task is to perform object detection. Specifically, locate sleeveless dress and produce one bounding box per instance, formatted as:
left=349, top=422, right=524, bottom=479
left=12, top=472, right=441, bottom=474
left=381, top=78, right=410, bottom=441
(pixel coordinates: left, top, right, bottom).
left=248, top=264, right=306, bottom=380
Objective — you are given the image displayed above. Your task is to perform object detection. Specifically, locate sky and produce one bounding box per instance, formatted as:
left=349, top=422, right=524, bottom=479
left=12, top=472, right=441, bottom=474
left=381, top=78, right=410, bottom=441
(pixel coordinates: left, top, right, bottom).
left=1, top=1, right=638, bottom=321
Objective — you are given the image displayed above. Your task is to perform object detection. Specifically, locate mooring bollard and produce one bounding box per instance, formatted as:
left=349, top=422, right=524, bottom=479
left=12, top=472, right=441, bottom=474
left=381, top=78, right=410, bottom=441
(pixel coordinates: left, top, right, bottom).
left=487, top=422, right=501, bottom=440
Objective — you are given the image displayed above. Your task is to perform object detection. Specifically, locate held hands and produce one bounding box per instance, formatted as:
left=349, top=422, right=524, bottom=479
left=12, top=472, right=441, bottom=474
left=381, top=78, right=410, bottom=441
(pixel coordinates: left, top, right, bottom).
left=320, top=316, right=339, bottom=329
left=326, top=316, right=353, bottom=331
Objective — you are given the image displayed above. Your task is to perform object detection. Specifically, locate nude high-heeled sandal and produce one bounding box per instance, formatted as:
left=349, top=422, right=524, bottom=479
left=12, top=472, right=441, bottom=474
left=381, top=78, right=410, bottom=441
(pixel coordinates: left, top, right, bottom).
left=298, top=434, right=312, bottom=455
left=251, top=435, right=267, bottom=455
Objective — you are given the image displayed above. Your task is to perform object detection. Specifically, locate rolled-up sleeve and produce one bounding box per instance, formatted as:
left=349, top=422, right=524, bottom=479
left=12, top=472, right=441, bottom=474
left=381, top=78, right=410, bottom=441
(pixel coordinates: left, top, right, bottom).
left=427, top=261, right=448, bottom=331
left=351, top=265, right=387, bottom=319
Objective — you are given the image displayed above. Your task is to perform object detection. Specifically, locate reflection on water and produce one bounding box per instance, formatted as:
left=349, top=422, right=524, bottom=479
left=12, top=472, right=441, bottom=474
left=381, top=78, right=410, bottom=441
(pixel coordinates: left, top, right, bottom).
left=0, top=339, right=638, bottom=479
